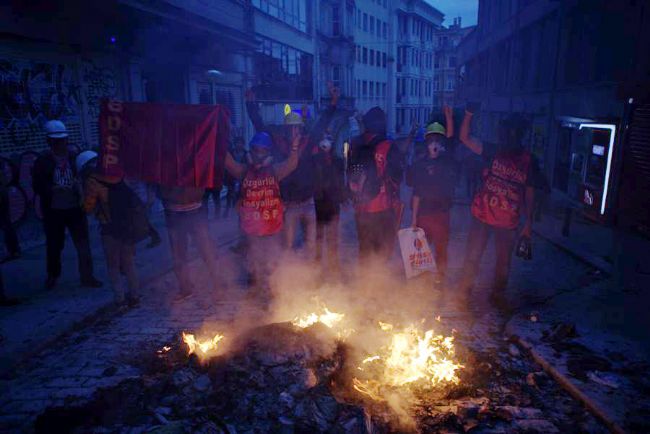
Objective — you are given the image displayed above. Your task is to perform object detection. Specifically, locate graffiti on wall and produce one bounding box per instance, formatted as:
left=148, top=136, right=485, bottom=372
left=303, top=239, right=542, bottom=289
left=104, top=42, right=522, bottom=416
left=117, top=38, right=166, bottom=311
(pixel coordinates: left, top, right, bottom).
left=0, top=59, right=83, bottom=153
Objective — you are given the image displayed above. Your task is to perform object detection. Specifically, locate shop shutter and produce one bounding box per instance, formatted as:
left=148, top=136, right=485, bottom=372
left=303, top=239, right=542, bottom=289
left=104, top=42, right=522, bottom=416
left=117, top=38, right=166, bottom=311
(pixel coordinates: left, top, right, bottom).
left=619, top=103, right=650, bottom=233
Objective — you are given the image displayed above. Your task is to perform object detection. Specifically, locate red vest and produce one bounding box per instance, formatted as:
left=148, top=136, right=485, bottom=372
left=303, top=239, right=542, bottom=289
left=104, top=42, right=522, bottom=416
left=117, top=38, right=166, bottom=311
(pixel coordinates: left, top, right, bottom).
left=357, top=138, right=395, bottom=213
left=239, top=167, right=283, bottom=236
left=471, top=150, right=531, bottom=230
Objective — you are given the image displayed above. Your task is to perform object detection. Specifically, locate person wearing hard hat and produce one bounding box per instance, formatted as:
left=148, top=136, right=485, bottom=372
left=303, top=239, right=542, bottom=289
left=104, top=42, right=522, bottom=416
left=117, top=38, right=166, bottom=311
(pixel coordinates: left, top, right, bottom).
left=245, top=85, right=340, bottom=261
left=32, top=120, right=101, bottom=290
left=223, top=131, right=301, bottom=299
left=410, top=112, right=458, bottom=289
left=78, top=151, right=150, bottom=307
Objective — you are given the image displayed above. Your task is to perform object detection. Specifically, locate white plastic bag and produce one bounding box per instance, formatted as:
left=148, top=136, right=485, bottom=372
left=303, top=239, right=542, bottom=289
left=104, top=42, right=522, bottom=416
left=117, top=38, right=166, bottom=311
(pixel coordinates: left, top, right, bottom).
left=398, top=227, right=436, bottom=279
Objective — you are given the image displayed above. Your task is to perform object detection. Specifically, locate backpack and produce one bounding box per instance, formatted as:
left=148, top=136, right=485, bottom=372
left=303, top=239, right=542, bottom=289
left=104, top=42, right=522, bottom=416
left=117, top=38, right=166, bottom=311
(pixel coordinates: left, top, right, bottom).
left=104, top=181, right=150, bottom=243
left=348, top=135, right=384, bottom=205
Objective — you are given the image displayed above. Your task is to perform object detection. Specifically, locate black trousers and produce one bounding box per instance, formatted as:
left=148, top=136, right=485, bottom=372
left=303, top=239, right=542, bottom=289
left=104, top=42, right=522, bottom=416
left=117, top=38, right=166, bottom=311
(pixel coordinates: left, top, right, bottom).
left=0, top=189, right=20, bottom=255
left=43, top=208, right=94, bottom=281
left=355, top=210, right=396, bottom=261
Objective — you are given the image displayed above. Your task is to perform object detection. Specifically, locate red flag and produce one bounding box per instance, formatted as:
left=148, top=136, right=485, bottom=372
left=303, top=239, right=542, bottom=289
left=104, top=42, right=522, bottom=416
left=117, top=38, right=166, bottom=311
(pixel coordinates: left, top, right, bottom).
left=98, top=100, right=230, bottom=189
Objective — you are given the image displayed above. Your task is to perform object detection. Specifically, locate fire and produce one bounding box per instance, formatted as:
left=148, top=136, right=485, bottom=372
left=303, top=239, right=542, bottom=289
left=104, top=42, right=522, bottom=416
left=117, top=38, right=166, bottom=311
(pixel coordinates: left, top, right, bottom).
left=353, top=322, right=463, bottom=401
left=182, top=332, right=224, bottom=358
left=292, top=306, right=344, bottom=329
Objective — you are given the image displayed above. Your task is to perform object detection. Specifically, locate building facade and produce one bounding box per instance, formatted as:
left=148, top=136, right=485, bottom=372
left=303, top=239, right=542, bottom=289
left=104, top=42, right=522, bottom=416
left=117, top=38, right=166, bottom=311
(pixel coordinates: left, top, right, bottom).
left=393, top=1, right=443, bottom=136
left=455, top=0, right=649, bottom=215
left=432, top=17, right=474, bottom=110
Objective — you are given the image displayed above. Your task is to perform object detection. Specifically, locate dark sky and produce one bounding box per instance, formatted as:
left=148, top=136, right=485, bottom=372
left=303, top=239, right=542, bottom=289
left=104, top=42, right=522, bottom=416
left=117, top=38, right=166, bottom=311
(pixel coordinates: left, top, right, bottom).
left=428, top=0, right=478, bottom=27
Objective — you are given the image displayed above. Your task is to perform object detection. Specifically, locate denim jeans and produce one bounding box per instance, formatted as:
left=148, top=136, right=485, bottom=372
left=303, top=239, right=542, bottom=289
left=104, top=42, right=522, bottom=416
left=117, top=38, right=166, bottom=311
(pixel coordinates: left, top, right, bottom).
left=283, top=198, right=317, bottom=260
left=102, top=234, right=137, bottom=303
left=165, top=207, right=218, bottom=294
left=458, top=216, right=517, bottom=293
left=316, top=213, right=340, bottom=271
left=247, top=233, right=281, bottom=290
left=43, top=208, right=94, bottom=281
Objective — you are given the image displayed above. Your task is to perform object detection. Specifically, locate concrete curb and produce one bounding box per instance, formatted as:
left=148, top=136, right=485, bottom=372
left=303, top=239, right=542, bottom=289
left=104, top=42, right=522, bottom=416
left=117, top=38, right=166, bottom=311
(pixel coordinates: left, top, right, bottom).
left=0, top=234, right=241, bottom=379
left=506, top=324, right=625, bottom=434
left=532, top=228, right=612, bottom=276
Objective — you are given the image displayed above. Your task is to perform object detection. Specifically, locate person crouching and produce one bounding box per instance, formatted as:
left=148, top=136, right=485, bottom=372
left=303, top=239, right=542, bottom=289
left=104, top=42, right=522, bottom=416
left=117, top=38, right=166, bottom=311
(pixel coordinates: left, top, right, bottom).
left=224, top=132, right=300, bottom=298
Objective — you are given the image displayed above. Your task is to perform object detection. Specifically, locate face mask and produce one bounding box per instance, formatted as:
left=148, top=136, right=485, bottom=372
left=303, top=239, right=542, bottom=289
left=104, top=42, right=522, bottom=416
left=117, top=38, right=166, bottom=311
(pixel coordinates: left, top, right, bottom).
left=319, top=139, right=332, bottom=152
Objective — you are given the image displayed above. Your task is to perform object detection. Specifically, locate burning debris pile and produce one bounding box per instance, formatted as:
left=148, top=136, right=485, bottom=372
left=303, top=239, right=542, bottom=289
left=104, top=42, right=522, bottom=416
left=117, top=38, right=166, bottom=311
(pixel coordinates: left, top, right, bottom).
left=33, top=303, right=607, bottom=433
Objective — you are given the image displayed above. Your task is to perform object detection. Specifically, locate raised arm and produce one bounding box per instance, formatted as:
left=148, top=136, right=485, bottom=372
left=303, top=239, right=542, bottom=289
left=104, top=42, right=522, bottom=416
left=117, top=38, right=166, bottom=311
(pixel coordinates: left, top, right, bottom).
left=274, top=141, right=300, bottom=182
left=245, top=88, right=265, bottom=133
left=224, top=152, right=247, bottom=180
left=308, top=83, right=340, bottom=144
left=459, top=110, right=483, bottom=155
left=443, top=105, right=454, bottom=139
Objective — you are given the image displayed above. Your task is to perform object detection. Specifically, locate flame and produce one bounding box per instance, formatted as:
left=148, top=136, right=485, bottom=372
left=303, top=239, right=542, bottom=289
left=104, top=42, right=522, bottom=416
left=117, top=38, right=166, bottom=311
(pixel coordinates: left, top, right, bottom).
left=182, top=332, right=224, bottom=358
left=292, top=306, right=344, bottom=329
left=353, top=322, right=463, bottom=400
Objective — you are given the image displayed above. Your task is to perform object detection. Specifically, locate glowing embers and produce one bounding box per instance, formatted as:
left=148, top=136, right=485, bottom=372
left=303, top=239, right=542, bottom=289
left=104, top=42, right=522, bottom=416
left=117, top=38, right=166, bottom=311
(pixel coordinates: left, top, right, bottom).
left=353, top=322, right=463, bottom=401
left=291, top=305, right=345, bottom=329
left=182, top=332, right=224, bottom=360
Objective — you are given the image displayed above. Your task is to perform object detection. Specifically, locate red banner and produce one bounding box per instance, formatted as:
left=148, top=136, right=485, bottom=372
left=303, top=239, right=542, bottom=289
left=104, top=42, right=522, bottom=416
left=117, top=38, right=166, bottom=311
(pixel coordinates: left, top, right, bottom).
left=99, top=100, right=230, bottom=189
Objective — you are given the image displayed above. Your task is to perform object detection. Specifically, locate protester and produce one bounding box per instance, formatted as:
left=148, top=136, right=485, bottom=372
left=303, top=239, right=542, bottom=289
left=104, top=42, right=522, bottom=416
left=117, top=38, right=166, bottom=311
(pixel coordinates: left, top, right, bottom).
left=159, top=184, right=219, bottom=301
left=0, top=179, right=20, bottom=261
left=124, top=177, right=161, bottom=248
left=32, top=120, right=101, bottom=289
left=313, top=134, right=346, bottom=274
left=224, top=132, right=300, bottom=296
left=79, top=151, right=149, bottom=307
left=222, top=136, right=246, bottom=219
left=348, top=107, right=403, bottom=260
left=245, top=84, right=339, bottom=260
left=457, top=105, right=543, bottom=310
left=410, top=107, right=457, bottom=287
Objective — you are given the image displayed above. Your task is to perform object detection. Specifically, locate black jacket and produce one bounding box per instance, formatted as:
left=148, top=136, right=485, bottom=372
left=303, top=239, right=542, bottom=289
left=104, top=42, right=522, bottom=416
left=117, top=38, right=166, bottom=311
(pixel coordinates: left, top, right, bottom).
left=313, top=153, right=346, bottom=219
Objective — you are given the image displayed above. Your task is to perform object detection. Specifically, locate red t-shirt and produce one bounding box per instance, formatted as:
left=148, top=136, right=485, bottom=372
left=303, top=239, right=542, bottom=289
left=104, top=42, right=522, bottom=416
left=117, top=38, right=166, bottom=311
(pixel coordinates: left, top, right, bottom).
left=239, top=167, right=283, bottom=236
left=471, top=150, right=531, bottom=230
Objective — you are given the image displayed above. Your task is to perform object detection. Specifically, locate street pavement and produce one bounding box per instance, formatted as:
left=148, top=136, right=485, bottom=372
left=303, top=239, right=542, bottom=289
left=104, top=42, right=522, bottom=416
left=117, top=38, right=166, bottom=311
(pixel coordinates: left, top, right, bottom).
left=0, top=195, right=648, bottom=432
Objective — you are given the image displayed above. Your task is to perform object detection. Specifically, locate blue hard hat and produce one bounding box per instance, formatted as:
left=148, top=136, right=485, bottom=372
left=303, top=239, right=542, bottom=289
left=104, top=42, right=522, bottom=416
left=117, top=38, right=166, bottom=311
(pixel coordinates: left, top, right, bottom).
left=249, top=132, right=272, bottom=150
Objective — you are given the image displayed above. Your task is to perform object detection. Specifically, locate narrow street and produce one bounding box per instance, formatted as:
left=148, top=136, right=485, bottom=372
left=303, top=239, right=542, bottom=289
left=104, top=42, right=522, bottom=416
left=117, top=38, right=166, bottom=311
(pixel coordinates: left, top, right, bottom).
left=2, top=202, right=648, bottom=432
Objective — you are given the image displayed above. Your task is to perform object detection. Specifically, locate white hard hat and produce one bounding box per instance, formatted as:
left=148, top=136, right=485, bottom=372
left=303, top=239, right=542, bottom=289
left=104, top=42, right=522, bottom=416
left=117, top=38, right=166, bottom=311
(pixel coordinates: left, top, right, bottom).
left=44, top=120, right=68, bottom=138
left=75, top=150, right=98, bottom=174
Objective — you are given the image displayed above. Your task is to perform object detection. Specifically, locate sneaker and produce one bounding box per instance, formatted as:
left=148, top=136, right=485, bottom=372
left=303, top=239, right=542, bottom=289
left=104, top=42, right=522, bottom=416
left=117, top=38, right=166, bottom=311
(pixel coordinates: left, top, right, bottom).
left=488, top=291, right=511, bottom=313
left=174, top=291, right=193, bottom=302
left=126, top=293, right=141, bottom=307
left=146, top=234, right=162, bottom=249
left=1, top=252, right=21, bottom=263
left=80, top=277, right=103, bottom=288
left=45, top=276, right=57, bottom=290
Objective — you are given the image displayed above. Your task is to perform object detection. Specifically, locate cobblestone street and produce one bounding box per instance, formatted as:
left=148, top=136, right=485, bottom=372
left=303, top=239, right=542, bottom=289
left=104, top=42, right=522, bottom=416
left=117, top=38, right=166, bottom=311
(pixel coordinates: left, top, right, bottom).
left=2, top=203, right=648, bottom=432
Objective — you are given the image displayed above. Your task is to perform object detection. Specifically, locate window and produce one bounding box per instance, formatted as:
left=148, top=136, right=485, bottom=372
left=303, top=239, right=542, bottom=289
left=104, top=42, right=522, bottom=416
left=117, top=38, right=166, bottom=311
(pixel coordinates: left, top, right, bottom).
left=449, top=56, right=456, bottom=68
left=382, top=83, right=387, bottom=97
left=252, top=0, right=309, bottom=33
left=363, top=47, right=368, bottom=64
left=254, top=35, right=313, bottom=100
left=356, top=45, right=360, bottom=62
left=434, top=56, right=440, bottom=68
left=332, top=6, right=340, bottom=36
left=362, top=80, right=367, bottom=96
left=383, top=22, right=387, bottom=39
left=376, top=19, right=381, bottom=37
left=370, top=16, right=375, bottom=34
left=369, top=81, right=374, bottom=98
left=363, top=13, right=368, bottom=31
left=332, top=66, right=341, bottom=88
left=370, top=49, right=375, bottom=65
left=382, top=52, right=387, bottom=68
left=447, top=78, right=454, bottom=90
left=356, top=79, right=360, bottom=97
